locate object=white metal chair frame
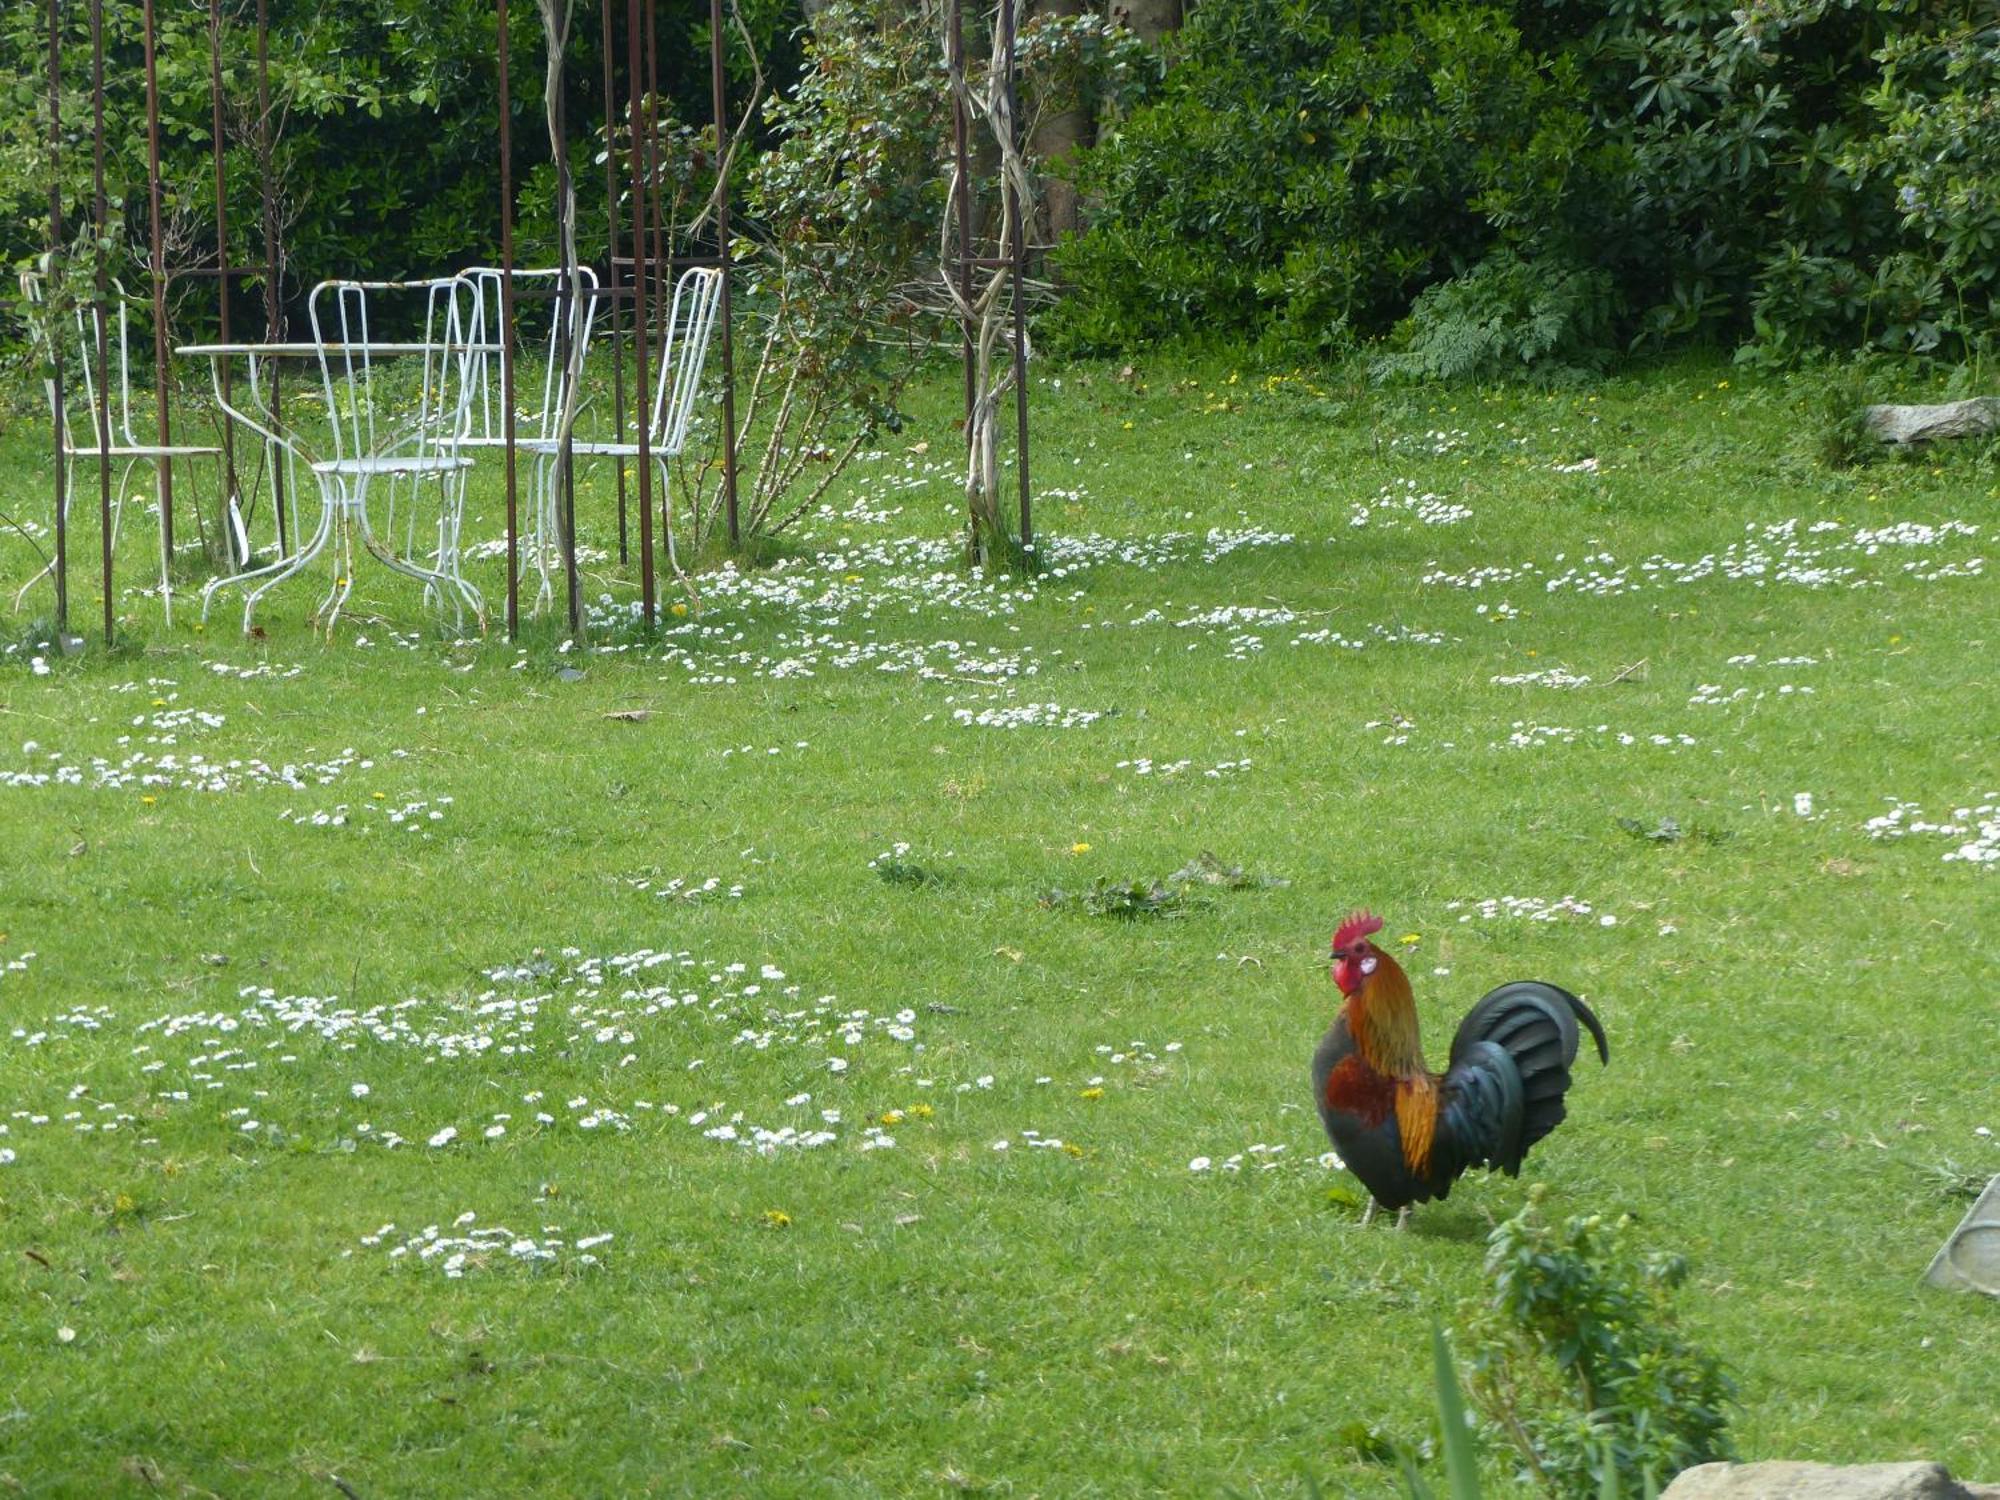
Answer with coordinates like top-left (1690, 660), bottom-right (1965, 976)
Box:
top-left (459, 265), bottom-right (602, 611)
top-left (522, 265), bottom-right (723, 591)
top-left (14, 266), bottom-right (222, 622)
top-left (200, 276), bottom-right (483, 636)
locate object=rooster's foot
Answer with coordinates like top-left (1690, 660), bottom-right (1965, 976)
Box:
top-left (1360, 1199), bottom-right (1378, 1227)
top-left (1395, 1206), bottom-right (1411, 1231)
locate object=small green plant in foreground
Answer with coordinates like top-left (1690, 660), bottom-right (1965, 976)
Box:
top-left (1405, 1326), bottom-right (1661, 1500)
top-left (1460, 1191), bottom-right (1736, 1497)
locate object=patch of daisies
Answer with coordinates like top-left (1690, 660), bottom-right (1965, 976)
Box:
top-left (1423, 517), bottom-right (1982, 599)
top-left (1864, 795), bottom-right (2000, 868)
top-left (349, 1211), bottom-right (613, 1278)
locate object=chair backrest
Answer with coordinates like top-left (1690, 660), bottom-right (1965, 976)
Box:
top-left (18, 263), bottom-right (147, 451)
top-left (646, 266), bottom-right (724, 457)
top-left (459, 265), bottom-right (601, 445)
top-left (307, 276), bottom-right (474, 469)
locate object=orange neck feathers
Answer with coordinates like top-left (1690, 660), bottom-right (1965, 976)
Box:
top-left (1347, 947), bottom-right (1427, 1079)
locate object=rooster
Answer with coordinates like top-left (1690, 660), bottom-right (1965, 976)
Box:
top-left (1312, 911), bottom-right (1609, 1227)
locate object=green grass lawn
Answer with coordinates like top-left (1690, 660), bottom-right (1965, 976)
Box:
top-left (0, 354), bottom-right (1996, 1496)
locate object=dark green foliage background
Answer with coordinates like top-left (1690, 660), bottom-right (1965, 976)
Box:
top-left (1048, 0), bottom-right (1999, 371)
top-left (0, 0), bottom-right (801, 334)
top-left (0, 1), bottom-right (1993, 371)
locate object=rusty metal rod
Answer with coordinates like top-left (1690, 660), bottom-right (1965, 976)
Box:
top-left (257, 0), bottom-right (286, 553)
top-left (600, 0), bottom-right (628, 564)
top-left (709, 0), bottom-right (738, 549)
top-left (552, 14), bottom-right (581, 636)
top-left (91, 0), bottom-right (113, 644)
top-left (643, 0), bottom-right (672, 565)
top-left (46, 0), bottom-right (67, 633)
top-left (627, 0), bottom-right (655, 623)
top-left (1001, 0), bottom-right (1031, 551)
top-left (949, 0), bottom-right (974, 435)
top-left (208, 0), bottom-right (241, 533)
top-left (141, 0), bottom-right (176, 567)
top-left (644, 0), bottom-right (664, 381)
top-left (499, 0), bottom-right (520, 639)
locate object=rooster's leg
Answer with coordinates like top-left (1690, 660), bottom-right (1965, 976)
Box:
top-left (1360, 1198), bottom-right (1378, 1227)
top-left (1395, 1206), bottom-right (1411, 1231)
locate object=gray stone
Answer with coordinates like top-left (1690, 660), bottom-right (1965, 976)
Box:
top-left (1863, 397), bottom-right (2000, 444)
top-left (1923, 1174), bottom-right (2000, 1296)
top-left (1663, 1462), bottom-right (2000, 1500)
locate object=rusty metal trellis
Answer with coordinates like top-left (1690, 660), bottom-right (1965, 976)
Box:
top-left (39, 0), bottom-right (281, 645)
top-left (495, 0), bottom-right (741, 639)
top-left (34, 1), bottom-right (736, 647)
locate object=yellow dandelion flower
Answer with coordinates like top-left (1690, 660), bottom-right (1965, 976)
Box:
top-left (879, 1109), bottom-right (905, 1126)
top-left (141, 795), bottom-right (157, 806)
top-left (1079, 1087), bottom-right (1105, 1101)
top-left (1062, 1143), bottom-right (1084, 1158)
top-left (909, 1102), bottom-right (934, 1119)
top-left (1071, 841), bottom-right (1091, 855)
top-left (762, 1209), bottom-right (792, 1229)
top-left (1399, 933), bottom-right (1421, 946)
top-left (670, 601), bottom-right (688, 617)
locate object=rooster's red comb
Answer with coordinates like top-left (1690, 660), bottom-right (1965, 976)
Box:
top-left (1332, 910), bottom-right (1384, 951)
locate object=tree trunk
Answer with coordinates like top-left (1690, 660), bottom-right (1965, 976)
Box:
top-left (1029, 0), bottom-right (1091, 245)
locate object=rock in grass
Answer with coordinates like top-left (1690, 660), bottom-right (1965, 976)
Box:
top-left (1662, 1462), bottom-right (2000, 1500)
top-left (1863, 398), bottom-right (2000, 444)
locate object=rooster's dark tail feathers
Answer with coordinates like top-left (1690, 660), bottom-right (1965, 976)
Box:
top-left (1448, 981), bottom-right (1608, 1163)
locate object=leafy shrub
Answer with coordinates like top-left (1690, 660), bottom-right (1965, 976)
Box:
top-left (1459, 1192), bottom-right (1736, 1498)
top-left (1589, 1), bottom-right (1998, 362)
top-left (1048, 0), bottom-right (1614, 357)
top-left (1371, 251), bottom-right (1615, 384)
top-left (1054, 0), bottom-right (1998, 367)
top-left (674, 2), bottom-right (947, 549)
top-left (1843, 20), bottom-right (2000, 362)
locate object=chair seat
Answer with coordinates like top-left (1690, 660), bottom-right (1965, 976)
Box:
top-left (522, 439), bottom-right (674, 459)
top-left (312, 455), bottom-right (472, 476)
top-left (66, 443), bottom-right (222, 460)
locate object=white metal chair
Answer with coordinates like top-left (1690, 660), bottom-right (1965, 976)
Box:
top-left (202, 276), bottom-right (482, 636)
top-left (523, 265), bottom-right (722, 587)
top-left (14, 265), bottom-right (222, 622)
top-left (459, 265), bottom-right (600, 610)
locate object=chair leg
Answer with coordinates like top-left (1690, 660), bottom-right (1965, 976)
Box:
top-left (437, 473), bottom-right (485, 635)
top-left (314, 500), bottom-right (358, 638)
top-left (155, 457), bottom-right (174, 629)
top-left (228, 479), bottom-right (335, 630)
top-left (15, 456), bottom-right (78, 612)
top-left (352, 479), bottom-right (481, 638)
top-left (657, 456), bottom-right (688, 583)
